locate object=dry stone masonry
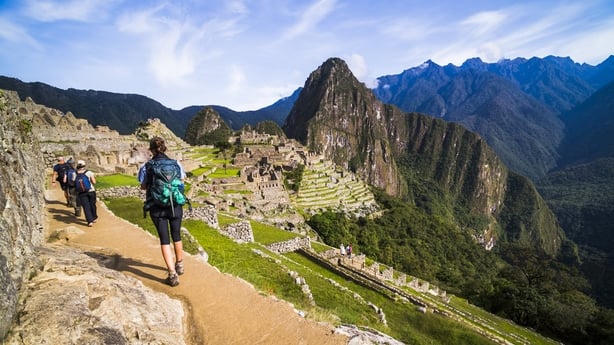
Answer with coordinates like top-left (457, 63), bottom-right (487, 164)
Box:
top-left (0, 90), bottom-right (46, 339)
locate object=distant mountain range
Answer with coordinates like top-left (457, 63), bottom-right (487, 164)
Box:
top-left (371, 55), bottom-right (614, 179)
top-left (0, 76), bottom-right (301, 137)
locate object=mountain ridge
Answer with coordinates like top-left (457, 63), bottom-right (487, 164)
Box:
top-left (284, 57), bottom-right (565, 256)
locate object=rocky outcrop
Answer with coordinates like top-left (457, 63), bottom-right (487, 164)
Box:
top-left (0, 90), bottom-right (188, 343)
top-left (0, 90), bottom-right (46, 339)
top-left (184, 106), bottom-right (233, 145)
top-left (283, 58), bottom-right (402, 197)
top-left (3, 245), bottom-right (185, 345)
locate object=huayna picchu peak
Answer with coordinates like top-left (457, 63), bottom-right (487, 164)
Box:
top-left (284, 57), bottom-right (565, 257)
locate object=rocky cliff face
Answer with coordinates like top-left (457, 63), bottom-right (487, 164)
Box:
top-left (0, 90), bottom-right (46, 338)
top-left (283, 58), bottom-right (402, 196)
top-left (284, 58), bottom-right (565, 255)
top-left (3, 244), bottom-right (185, 345)
top-left (0, 90), bottom-right (187, 343)
top-left (184, 106), bottom-right (233, 145)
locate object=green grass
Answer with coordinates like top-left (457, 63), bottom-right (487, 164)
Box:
top-left (208, 168), bottom-right (240, 178)
top-left (184, 219), bottom-right (311, 309)
top-left (283, 251), bottom-right (495, 344)
top-left (218, 213), bottom-right (239, 227)
top-left (250, 220), bottom-right (301, 245)
top-left (105, 198), bottom-right (557, 345)
top-left (95, 174), bottom-right (140, 189)
top-left (223, 189), bottom-right (252, 195)
top-left (310, 241), bottom-right (333, 253)
top-left (190, 167), bottom-right (209, 177)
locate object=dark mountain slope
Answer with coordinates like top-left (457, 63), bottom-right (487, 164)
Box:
top-left (558, 81), bottom-right (614, 168)
top-left (284, 58), bottom-right (402, 197)
top-left (0, 76), bottom-right (188, 135)
top-left (537, 158), bottom-right (614, 308)
top-left (373, 56), bottom-right (614, 180)
top-left (0, 76), bottom-right (299, 137)
top-left (375, 64), bottom-right (563, 180)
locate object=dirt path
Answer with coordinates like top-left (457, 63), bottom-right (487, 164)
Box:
top-left (44, 186), bottom-right (348, 345)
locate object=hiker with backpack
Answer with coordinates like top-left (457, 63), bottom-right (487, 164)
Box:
top-left (73, 159), bottom-right (98, 227)
top-left (51, 156), bottom-right (71, 206)
top-left (139, 136), bottom-right (188, 287)
top-left (64, 157), bottom-right (81, 217)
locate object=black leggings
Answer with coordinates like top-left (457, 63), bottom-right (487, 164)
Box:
top-left (149, 205), bottom-right (183, 245)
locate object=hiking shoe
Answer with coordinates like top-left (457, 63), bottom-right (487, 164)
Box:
top-left (175, 261), bottom-right (184, 275)
top-left (166, 272), bottom-right (179, 287)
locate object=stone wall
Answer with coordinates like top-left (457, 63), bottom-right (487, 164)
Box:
top-left (0, 90), bottom-right (46, 339)
top-left (265, 237), bottom-right (311, 254)
top-left (221, 221), bottom-right (254, 243)
top-left (183, 205), bottom-right (219, 229)
top-left (320, 243), bottom-right (450, 302)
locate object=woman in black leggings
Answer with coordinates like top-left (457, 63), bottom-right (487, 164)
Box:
top-left (138, 137), bottom-right (186, 287)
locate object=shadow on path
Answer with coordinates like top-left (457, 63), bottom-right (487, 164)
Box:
top-left (85, 251), bottom-right (168, 285)
top-left (45, 197), bottom-right (89, 226)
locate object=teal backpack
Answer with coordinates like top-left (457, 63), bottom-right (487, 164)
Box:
top-left (144, 159), bottom-right (190, 216)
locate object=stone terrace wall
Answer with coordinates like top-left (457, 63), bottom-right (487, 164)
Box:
top-left (221, 221), bottom-right (254, 243)
top-left (0, 90), bottom-right (46, 339)
top-left (265, 237), bottom-right (311, 254)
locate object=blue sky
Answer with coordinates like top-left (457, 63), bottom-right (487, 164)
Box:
top-left (1, 0), bottom-right (613, 111)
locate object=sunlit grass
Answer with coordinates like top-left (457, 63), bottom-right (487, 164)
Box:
top-left (95, 174), bottom-right (140, 189)
top-left (250, 220), bottom-right (301, 244)
top-left (208, 168), bottom-right (240, 178)
top-left (104, 198), bottom-right (557, 345)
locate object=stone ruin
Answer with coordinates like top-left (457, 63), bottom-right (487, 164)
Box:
top-left (265, 237), bottom-right (311, 254)
top-left (13, 93), bottom-right (195, 176)
top-left (319, 247), bottom-right (450, 303)
top-left (220, 221), bottom-right (254, 243)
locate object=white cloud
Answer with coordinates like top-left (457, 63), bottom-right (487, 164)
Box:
top-left (227, 64), bottom-right (246, 93)
top-left (226, 0), bottom-right (248, 15)
top-left (281, 0), bottom-right (337, 40)
top-left (345, 53), bottom-right (377, 87)
top-left (22, 0), bottom-right (115, 22)
top-left (116, 4), bottom-right (246, 86)
top-left (0, 17), bottom-right (41, 48)
top-left (460, 10), bottom-right (507, 36)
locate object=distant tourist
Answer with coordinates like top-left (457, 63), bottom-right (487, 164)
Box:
top-left (139, 136), bottom-right (188, 287)
top-left (51, 156), bottom-right (70, 206)
top-left (340, 243), bottom-right (346, 256)
top-left (73, 160), bottom-right (97, 226)
top-left (64, 157), bottom-right (80, 217)
top-left (347, 244), bottom-right (352, 258)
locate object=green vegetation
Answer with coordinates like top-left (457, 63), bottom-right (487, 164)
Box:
top-left (250, 220), bottom-right (301, 244)
top-left (95, 174), bottom-right (140, 189)
top-left (253, 120), bottom-right (285, 137)
top-left (305, 186), bottom-right (614, 344)
top-left (537, 158), bottom-right (614, 311)
top-left (207, 168), bottom-right (240, 178)
top-left (106, 200), bottom-right (525, 344)
top-left (283, 164), bottom-right (304, 191)
top-left (184, 106), bottom-right (233, 145)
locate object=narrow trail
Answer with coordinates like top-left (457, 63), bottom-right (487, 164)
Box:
top-left (43, 186), bottom-right (348, 345)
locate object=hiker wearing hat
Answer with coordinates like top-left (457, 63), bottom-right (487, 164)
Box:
top-left (73, 159), bottom-right (98, 226)
top-left (51, 156), bottom-right (71, 206)
top-left (64, 158), bottom-right (81, 217)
